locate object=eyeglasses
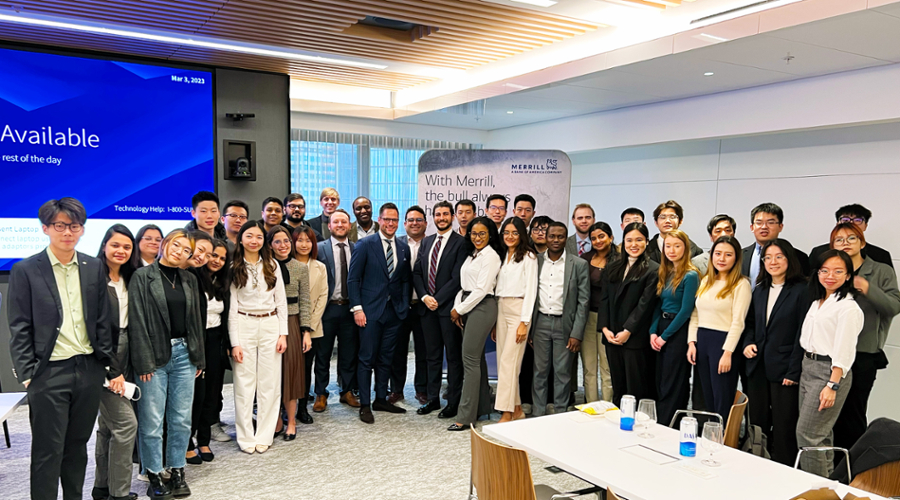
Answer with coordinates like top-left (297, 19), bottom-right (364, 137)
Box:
top-left (502, 231), bottom-right (519, 237)
top-left (754, 219), bottom-right (780, 228)
top-left (224, 214), bottom-right (248, 221)
top-left (657, 215), bottom-right (679, 222)
top-left (470, 231), bottom-right (488, 238)
top-left (531, 227), bottom-right (548, 235)
top-left (762, 254), bottom-right (786, 262)
top-left (49, 222), bottom-right (83, 232)
top-left (287, 204), bottom-right (305, 211)
top-left (381, 217), bottom-right (399, 224)
top-left (818, 269), bottom-right (847, 277)
top-left (839, 217), bottom-right (865, 225)
top-left (833, 236), bottom-right (859, 246)
top-left (406, 218), bottom-right (425, 224)
top-left (488, 205), bottom-right (506, 212)
top-left (170, 241), bottom-right (192, 257)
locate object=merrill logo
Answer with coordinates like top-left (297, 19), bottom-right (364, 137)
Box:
top-left (510, 158), bottom-right (561, 174)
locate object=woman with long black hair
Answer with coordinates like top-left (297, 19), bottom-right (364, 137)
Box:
top-left (598, 222), bottom-right (659, 406)
top-left (135, 224), bottom-right (163, 267)
top-left (92, 224), bottom-right (139, 500)
top-left (581, 221), bottom-right (619, 403)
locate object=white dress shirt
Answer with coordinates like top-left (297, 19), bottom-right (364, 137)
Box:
top-left (330, 237), bottom-right (351, 302)
top-left (380, 233), bottom-right (399, 273)
top-left (357, 223), bottom-right (378, 240)
top-left (110, 278), bottom-right (128, 329)
top-left (495, 251), bottom-right (539, 324)
top-left (453, 246), bottom-right (501, 316)
top-left (538, 251), bottom-right (566, 316)
top-left (207, 297), bottom-right (224, 329)
top-left (765, 282), bottom-right (784, 325)
top-left (228, 258), bottom-right (289, 346)
top-left (799, 293), bottom-right (864, 376)
top-left (408, 236), bottom-right (423, 299)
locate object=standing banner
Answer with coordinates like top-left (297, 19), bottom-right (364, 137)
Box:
top-left (417, 150), bottom-right (572, 232)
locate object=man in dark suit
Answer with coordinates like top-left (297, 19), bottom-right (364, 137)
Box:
top-left (314, 208), bottom-right (360, 411)
top-left (307, 187), bottom-right (341, 241)
top-left (8, 197), bottom-right (113, 500)
top-left (348, 203), bottom-right (412, 423)
top-left (808, 204), bottom-right (893, 269)
top-left (645, 200), bottom-right (703, 263)
top-left (413, 201), bottom-right (467, 417)
top-left (741, 202), bottom-right (811, 286)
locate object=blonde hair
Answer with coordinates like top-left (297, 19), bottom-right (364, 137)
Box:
top-left (158, 229), bottom-right (195, 260)
top-left (657, 229), bottom-right (697, 295)
top-left (319, 187), bottom-right (339, 201)
top-left (697, 236), bottom-right (746, 300)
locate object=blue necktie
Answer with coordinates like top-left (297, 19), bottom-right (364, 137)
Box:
top-left (749, 244), bottom-right (761, 290)
top-left (385, 239), bottom-right (394, 276)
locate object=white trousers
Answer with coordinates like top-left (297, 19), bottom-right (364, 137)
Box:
top-left (495, 297), bottom-right (528, 412)
top-left (233, 314), bottom-right (282, 450)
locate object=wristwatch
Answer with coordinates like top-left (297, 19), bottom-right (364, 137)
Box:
top-left (826, 381), bottom-right (840, 391)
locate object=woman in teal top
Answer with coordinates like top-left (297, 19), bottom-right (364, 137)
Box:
top-left (650, 229), bottom-right (700, 425)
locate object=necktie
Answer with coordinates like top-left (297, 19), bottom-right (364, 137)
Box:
top-left (337, 242), bottom-right (348, 300)
top-left (428, 235), bottom-right (442, 295)
top-left (749, 244), bottom-right (761, 290)
top-left (385, 239), bottom-right (395, 276)
top-left (579, 240), bottom-right (589, 256)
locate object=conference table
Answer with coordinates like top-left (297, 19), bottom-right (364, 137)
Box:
top-left (484, 412), bottom-right (886, 500)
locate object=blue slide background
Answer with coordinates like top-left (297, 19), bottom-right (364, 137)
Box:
top-left (0, 47), bottom-right (214, 270)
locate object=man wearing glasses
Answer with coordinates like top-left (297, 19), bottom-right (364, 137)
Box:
top-left (221, 200), bottom-right (249, 250)
top-left (282, 192), bottom-right (322, 241)
top-left (485, 194), bottom-right (508, 231)
top-left (186, 190), bottom-right (226, 240)
top-left (645, 200), bottom-right (703, 263)
top-left (742, 202), bottom-right (811, 288)
top-left (8, 197), bottom-right (114, 500)
top-left (808, 204), bottom-right (893, 269)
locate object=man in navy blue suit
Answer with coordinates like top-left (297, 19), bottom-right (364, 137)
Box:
top-left (348, 203), bottom-right (412, 423)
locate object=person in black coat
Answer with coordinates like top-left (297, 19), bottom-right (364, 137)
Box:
top-left (809, 204), bottom-right (893, 270)
top-left (742, 238), bottom-right (809, 466)
top-left (7, 198), bottom-right (113, 500)
top-left (645, 200), bottom-right (704, 264)
top-left (597, 222), bottom-right (660, 406)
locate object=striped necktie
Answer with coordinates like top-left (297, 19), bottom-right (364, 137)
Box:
top-left (385, 239), bottom-right (394, 276)
top-left (428, 235), bottom-right (442, 295)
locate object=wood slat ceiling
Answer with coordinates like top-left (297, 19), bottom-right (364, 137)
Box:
top-left (0, 0), bottom-right (602, 91)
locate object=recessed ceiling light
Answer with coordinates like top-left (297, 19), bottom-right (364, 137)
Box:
top-left (510, 0), bottom-right (558, 7)
top-left (704, 72), bottom-right (714, 76)
top-left (507, 111), bottom-right (514, 114)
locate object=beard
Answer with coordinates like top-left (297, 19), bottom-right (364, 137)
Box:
top-left (287, 213), bottom-right (304, 223)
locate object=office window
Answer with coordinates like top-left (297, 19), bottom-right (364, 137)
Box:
top-left (290, 129), bottom-right (480, 232)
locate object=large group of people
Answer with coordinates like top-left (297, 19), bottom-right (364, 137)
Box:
top-left (7, 188), bottom-right (899, 499)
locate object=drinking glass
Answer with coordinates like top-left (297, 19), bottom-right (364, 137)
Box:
top-left (636, 399), bottom-right (657, 439)
top-left (701, 421), bottom-right (724, 467)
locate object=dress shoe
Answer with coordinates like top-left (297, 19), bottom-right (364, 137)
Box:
top-left (372, 398), bottom-right (407, 413)
top-left (198, 447), bottom-right (214, 462)
top-left (185, 450), bottom-right (202, 465)
top-left (415, 392), bottom-right (429, 405)
top-left (274, 428), bottom-right (283, 439)
top-left (91, 486), bottom-right (109, 500)
top-left (146, 472), bottom-right (173, 500)
top-left (255, 445), bottom-right (269, 454)
top-left (416, 400), bottom-right (441, 415)
top-left (109, 493), bottom-right (139, 500)
top-left (168, 468), bottom-right (190, 498)
top-left (359, 406), bottom-right (375, 424)
top-left (438, 405), bottom-right (458, 419)
top-left (241, 447), bottom-right (255, 455)
top-left (340, 391), bottom-right (361, 408)
top-left (312, 395), bottom-right (327, 412)
top-left (297, 406), bottom-right (314, 425)
top-left (447, 423), bottom-right (471, 431)
top-left (521, 403), bottom-right (533, 415)
top-left (284, 432), bottom-right (296, 441)
top-left (387, 392), bottom-right (404, 404)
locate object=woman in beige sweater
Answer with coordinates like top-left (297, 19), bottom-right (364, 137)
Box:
top-left (687, 235), bottom-right (752, 421)
top-left (293, 225), bottom-right (329, 427)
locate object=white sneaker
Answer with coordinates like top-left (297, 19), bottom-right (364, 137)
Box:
top-left (210, 425), bottom-right (232, 442)
top-left (137, 474), bottom-right (148, 483)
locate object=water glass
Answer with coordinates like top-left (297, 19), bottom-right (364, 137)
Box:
top-left (636, 399), bottom-right (657, 439)
top-left (701, 421), bottom-right (724, 467)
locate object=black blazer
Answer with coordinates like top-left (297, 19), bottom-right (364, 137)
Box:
top-left (597, 259), bottom-right (660, 350)
top-left (128, 261), bottom-right (205, 376)
top-left (7, 250), bottom-right (113, 383)
top-left (412, 231), bottom-right (467, 317)
top-left (742, 280), bottom-right (809, 383)
top-left (105, 276), bottom-right (132, 381)
top-left (809, 241), bottom-right (893, 269)
top-left (307, 214), bottom-right (329, 241)
top-left (742, 241), bottom-right (811, 279)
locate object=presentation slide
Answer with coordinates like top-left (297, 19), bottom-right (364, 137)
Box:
top-left (0, 47), bottom-right (214, 271)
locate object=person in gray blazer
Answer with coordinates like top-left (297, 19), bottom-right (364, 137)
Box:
top-left (531, 222), bottom-right (590, 417)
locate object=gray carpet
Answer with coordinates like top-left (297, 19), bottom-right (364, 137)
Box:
top-left (0, 354), bottom-right (594, 500)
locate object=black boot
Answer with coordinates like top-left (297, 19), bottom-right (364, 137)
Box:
top-left (109, 494), bottom-right (139, 500)
top-left (146, 472), bottom-right (173, 500)
top-left (298, 400), bottom-right (314, 425)
top-left (90, 486), bottom-right (109, 500)
top-left (169, 468), bottom-right (191, 498)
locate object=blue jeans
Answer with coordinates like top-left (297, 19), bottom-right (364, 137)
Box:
top-left (136, 340), bottom-right (196, 473)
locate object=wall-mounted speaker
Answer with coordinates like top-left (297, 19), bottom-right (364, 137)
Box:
top-left (224, 140), bottom-right (256, 181)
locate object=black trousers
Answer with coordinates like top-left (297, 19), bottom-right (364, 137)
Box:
top-left (389, 305), bottom-right (427, 395)
top-left (303, 337), bottom-right (318, 399)
top-left (190, 325), bottom-right (224, 448)
top-left (655, 318), bottom-right (691, 426)
top-left (606, 343), bottom-right (656, 407)
top-left (696, 328), bottom-right (739, 421)
top-left (421, 311), bottom-right (463, 406)
top-left (691, 363), bottom-right (707, 411)
top-left (316, 303), bottom-right (359, 396)
top-left (833, 351), bottom-right (884, 452)
top-left (28, 355), bottom-right (106, 500)
top-left (357, 306), bottom-right (402, 406)
top-left (746, 360), bottom-right (800, 466)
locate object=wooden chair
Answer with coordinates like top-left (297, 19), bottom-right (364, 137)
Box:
top-left (470, 428), bottom-right (602, 500)
top-left (724, 391), bottom-right (748, 449)
top-left (607, 489), bottom-right (622, 499)
top-left (849, 460), bottom-right (900, 498)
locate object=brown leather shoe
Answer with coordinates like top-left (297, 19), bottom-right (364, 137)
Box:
top-left (312, 395), bottom-right (327, 413)
top-left (340, 391), bottom-right (361, 408)
top-left (415, 392), bottom-right (429, 405)
top-left (387, 392), bottom-right (403, 405)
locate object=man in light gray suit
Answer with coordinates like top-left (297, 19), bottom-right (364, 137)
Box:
top-left (531, 221), bottom-right (590, 417)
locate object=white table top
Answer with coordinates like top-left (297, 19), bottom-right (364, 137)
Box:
top-left (484, 412), bottom-right (885, 500)
top-left (0, 392), bottom-right (27, 422)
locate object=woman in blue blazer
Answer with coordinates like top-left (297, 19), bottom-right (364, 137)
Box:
top-left (742, 238), bottom-right (808, 466)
